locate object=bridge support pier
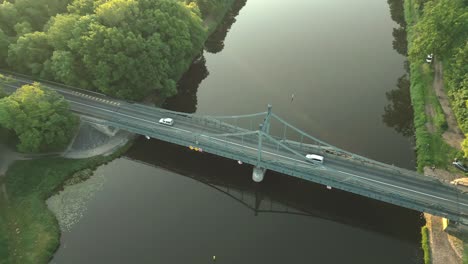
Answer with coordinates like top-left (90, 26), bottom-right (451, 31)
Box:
top-left (252, 167), bottom-right (266, 182)
top-left (444, 218), bottom-right (468, 239)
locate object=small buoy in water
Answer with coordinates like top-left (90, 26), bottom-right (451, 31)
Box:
top-left (238, 160), bottom-right (243, 165)
top-left (213, 255), bottom-right (216, 261)
top-left (326, 185), bottom-right (332, 190)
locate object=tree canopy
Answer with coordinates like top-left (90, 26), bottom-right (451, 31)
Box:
top-left (407, 0), bottom-right (468, 154)
top-left (0, 83), bottom-right (77, 153)
top-left (409, 0), bottom-right (467, 61)
top-left (0, 0), bottom-right (221, 100)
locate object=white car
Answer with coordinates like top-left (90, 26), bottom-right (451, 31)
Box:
top-left (305, 154), bottom-right (324, 164)
top-left (158, 118), bottom-right (174, 126)
top-left (426, 54), bottom-right (433, 63)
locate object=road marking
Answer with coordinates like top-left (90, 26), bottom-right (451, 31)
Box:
top-left (69, 100), bottom-right (465, 208)
top-left (336, 170), bottom-right (468, 207)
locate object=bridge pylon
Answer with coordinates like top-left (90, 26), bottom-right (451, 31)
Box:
top-left (252, 104), bottom-right (272, 182)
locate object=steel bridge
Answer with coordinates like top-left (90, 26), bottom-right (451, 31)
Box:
top-left (1, 70), bottom-right (467, 226)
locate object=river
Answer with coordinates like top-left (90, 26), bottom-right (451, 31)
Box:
top-left (51, 0), bottom-right (423, 263)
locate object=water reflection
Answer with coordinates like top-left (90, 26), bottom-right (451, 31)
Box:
top-left (392, 27), bottom-right (408, 56)
top-left (388, 0), bottom-right (407, 56)
top-left (204, 0), bottom-right (248, 54)
top-left (382, 74), bottom-right (414, 137)
top-left (384, 0), bottom-right (413, 136)
top-left (126, 138), bottom-right (423, 243)
top-left (162, 55), bottom-right (209, 113)
top-left (387, 0), bottom-right (406, 27)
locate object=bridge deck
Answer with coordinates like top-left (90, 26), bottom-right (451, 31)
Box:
top-left (1, 71), bottom-right (467, 224)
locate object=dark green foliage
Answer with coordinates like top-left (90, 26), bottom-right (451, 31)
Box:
top-left (446, 42), bottom-right (468, 133)
top-left (388, 0), bottom-right (406, 26)
top-left (0, 2), bottom-right (19, 36)
top-left (405, 0), bottom-right (468, 164)
top-left (0, 29), bottom-right (8, 67)
top-left (0, 83), bottom-right (77, 153)
top-left (0, 0), bottom-right (236, 101)
top-left (409, 0), bottom-right (468, 61)
top-left (0, 0), bottom-right (216, 101)
top-left (7, 32), bottom-right (53, 75)
top-left (186, 0), bottom-right (231, 18)
top-left (392, 27), bottom-right (408, 55)
top-left (382, 74), bottom-right (414, 137)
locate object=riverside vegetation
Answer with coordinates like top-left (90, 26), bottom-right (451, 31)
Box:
top-left (0, 0), bottom-right (237, 263)
top-left (405, 0), bottom-right (468, 168)
top-left (403, 0), bottom-right (467, 263)
top-left (0, 0), bottom-right (233, 100)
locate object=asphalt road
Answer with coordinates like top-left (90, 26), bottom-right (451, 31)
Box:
top-left (2, 74), bottom-right (467, 223)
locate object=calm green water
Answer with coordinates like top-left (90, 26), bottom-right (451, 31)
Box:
top-left (52, 0), bottom-right (422, 263)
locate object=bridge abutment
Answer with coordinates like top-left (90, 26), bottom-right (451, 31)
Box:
top-left (252, 167), bottom-right (266, 182)
top-left (444, 218), bottom-right (468, 239)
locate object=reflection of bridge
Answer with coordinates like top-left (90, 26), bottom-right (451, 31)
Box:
top-left (2, 71), bottom-right (467, 227)
top-left (124, 148), bottom-right (423, 242)
top-left (128, 157), bottom-right (311, 217)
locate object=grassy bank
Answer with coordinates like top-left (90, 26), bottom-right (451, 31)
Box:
top-left (0, 2), bottom-right (239, 262)
top-left (408, 61), bottom-right (457, 172)
top-left (0, 143), bottom-right (131, 264)
top-left (421, 226), bottom-right (431, 264)
top-left (404, 0), bottom-right (459, 172)
top-left (404, 0), bottom-right (466, 261)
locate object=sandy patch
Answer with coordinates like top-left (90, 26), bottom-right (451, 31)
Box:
top-left (425, 213), bottom-right (462, 264)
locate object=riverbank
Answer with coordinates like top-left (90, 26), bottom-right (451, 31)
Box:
top-left (0, 2), bottom-right (239, 262)
top-left (404, 0), bottom-right (466, 263)
top-left (0, 143), bottom-right (132, 264)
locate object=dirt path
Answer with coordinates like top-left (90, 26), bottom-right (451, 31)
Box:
top-left (433, 60), bottom-right (465, 149)
top-left (422, 60), bottom-right (466, 264)
top-left (425, 214), bottom-right (462, 264)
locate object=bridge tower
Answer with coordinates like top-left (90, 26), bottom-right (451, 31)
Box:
top-left (252, 104), bottom-right (272, 182)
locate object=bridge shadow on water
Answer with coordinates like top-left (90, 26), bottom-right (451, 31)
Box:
top-left (126, 137), bottom-right (424, 243)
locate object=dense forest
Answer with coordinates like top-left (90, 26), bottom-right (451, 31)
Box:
top-left (0, 0), bottom-right (232, 100)
top-left (407, 0), bottom-right (467, 155)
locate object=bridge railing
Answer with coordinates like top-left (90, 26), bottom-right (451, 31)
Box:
top-left (256, 154), bottom-right (465, 223)
top-left (85, 116), bottom-right (466, 223)
top-left (0, 68), bottom-right (114, 99)
top-left (270, 113), bottom-right (450, 182)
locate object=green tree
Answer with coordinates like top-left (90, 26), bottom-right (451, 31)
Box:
top-left (67, 0), bottom-right (106, 15)
top-left (0, 1), bottom-right (18, 36)
top-left (44, 0), bottom-right (206, 100)
top-left (0, 29), bottom-right (9, 66)
top-left (13, 0), bottom-right (71, 31)
top-left (7, 31), bottom-right (53, 75)
top-left (0, 83), bottom-right (77, 153)
top-left (409, 0), bottom-right (468, 61)
top-left (13, 21), bottom-right (33, 36)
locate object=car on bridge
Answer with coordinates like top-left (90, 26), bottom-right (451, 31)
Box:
top-left (159, 118), bottom-right (174, 126)
top-left (305, 154), bottom-right (324, 164)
